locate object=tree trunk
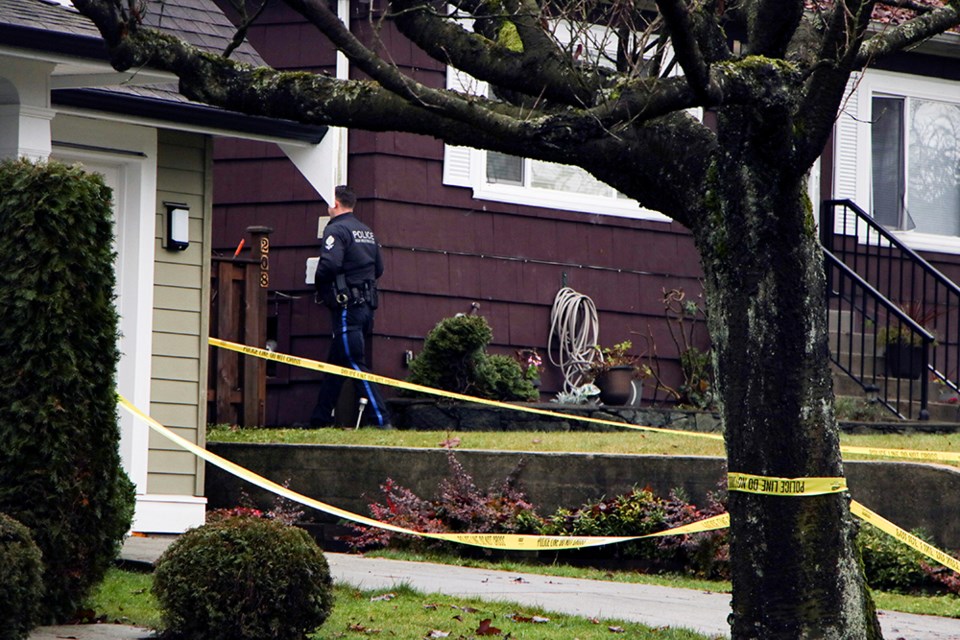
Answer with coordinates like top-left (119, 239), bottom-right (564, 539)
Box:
top-left (693, 129), bottom-right (883, 638)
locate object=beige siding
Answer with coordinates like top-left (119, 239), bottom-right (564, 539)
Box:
top-left (148, 130), bottom-right (213, 497)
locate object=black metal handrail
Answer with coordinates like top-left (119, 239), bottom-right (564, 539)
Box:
top-left (822, 199), bottom-right (960, 420)
top-left (824, 250), bottom-right (934, 419)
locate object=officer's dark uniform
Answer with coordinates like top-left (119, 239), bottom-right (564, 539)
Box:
top-left (309, 212), bottom-right (392, 428)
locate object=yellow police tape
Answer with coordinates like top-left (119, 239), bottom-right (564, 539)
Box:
top-left (727, 472), bottom-right (847, 496)
top-left (840, 445), bottom-right (960, 464)
top-left (851, 500), bottom-right (960, 574)
top-left (209, 337), bottom-right (724, 442)
top-left (118, 394), bottom-right (728, 551)
top-left (209, 338), bottom-right (960, 466)
top-left (116, 395), bottom-right (960, 572)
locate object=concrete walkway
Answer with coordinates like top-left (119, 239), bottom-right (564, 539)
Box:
top-left (29, 535), bottom-right (960, 639)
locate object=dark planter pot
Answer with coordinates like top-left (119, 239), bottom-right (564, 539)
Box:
top-left (595, 366), bottom-right (640, 405)
top-left (884, 343), bottom-right (924, 380)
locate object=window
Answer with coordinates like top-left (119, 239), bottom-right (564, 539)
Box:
top-left (835, 70), bottom-right (960, 253)
top-left (871, 94), bottom-right (960, 236)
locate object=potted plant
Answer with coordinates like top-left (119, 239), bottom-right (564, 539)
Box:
top-left (586, 340), bottom-right (648, 405)
top-left (878, 302), bottom-right (940, 380)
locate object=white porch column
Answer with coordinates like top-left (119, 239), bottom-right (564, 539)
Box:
top-left (0, 59), bottom-right (56, 161)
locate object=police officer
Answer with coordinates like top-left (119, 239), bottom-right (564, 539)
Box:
top-left (309, 185), bottom-right (392, 428)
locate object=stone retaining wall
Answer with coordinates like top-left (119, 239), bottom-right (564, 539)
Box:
top-left (387, 399), bottom-right (960, 434)
top-left (206, 443), bottom-right (960, 549)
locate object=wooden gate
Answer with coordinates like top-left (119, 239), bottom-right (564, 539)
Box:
top-left (208, 226), bottom-right (272, 426)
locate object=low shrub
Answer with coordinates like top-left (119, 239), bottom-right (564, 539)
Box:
top-left (206, 482), bottom-right (305, 526)
top-left (0, 513), bottom-right (44, 640)
top-left (537, 487), bottom-right (729, 578)
top-left (857, 524), bottom-right (940, 593)
top-left (344, 454), bottom-right (730, 578)
top-left (153, 516), bottom-right (333, 640)
top-left (406, 315), bottom-right (538, 401)
top-left (343, 451), bottom-right (539, 552)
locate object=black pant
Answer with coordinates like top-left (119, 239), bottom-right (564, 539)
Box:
top-left (309, 304), bottom-right (391, 427)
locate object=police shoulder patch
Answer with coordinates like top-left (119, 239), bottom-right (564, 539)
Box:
top-left (324, 235), bottom-right (336, 250)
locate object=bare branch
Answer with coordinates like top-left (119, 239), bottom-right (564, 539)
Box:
top-left (390, 0), bottom-right (602, 106)
top-left (589, 55), bottom-right (803, 127)
top-left (281, 0), bottom-right (545, 135)
top-left (790, 1), bottom-right (877, 167)
top-left (857, 3), bottom-right (960, 64)
top-left (816, 0), bottom-right (877, 66)
top-left (743, 0), bottom-right (805, 57)
top-left (655, 0), bottom-right (720, 103)
top-left (223, 0), bottom-right (268, 59)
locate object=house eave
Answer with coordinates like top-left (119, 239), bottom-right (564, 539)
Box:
top-left (0, 22), bottom-right (109, 63)
top-left (53, 87), bottom-right (328, 144)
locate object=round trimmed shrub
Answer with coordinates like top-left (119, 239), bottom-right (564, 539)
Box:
top-left (0, 513), bottom-right (44, 640)
top-left (153, 516), bottom-right (333, 640)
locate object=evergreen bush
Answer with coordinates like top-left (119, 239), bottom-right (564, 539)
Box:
top-left (0, 513), bottom-right (44, 640)
top-left (407, 315), bottom-right (537, 401)
top-left (0, 159), bottom-right (136, 621)
top-left (857, 524), bottom-right (939, 593)
top-left (153, 516), bottom-right (334, 640)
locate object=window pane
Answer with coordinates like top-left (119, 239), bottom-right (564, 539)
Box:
top-left (530, 159), bottom-right (613, 196)
top-left (871, 97), bottom-right (905, 228)
top-left (908, 98), bottom-right (960, 236)
top-left (486, 152), bottom-right (523, 185)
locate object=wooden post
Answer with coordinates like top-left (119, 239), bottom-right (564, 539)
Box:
top-left (243, 226), bottom-right (272, 427)
top-left (215, 261), bottom-right (240, 425)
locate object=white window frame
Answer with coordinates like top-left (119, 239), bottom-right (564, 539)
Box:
top-left (845, 69), bottom-right (960, 254)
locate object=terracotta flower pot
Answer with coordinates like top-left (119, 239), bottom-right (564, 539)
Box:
top-left (595, 366), bottom-right (638, 405)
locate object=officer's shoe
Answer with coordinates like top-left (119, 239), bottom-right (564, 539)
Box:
top-left (377, 422), bottom-right (395, 430)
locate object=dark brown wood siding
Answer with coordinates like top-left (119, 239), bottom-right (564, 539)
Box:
top-left (212, 3), bottom-right (707, 425)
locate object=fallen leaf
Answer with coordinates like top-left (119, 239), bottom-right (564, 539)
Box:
top-left (439, 437), bottom-right (461, 448)
top-left (425, 631), bottom-right (450, 638)
top-left (588, 617), bottom-right (600, 624)
top-left (608, 626), bottom-right (626, 633)
top-left (423, 604), bottom-right (439, 610)
top-left (511, 577), bottom-right (528, 583)
top-left (452, 605), bottom-right (479, 613)
top-left (347, 623), bottom-right (383, 634)
top-left (531, 438), bottom-right (542, 444)
top-left (506, 613), bottom-right (548, 623)
top-left (476, 619), bottom-right (502, 636)
top-left (452, 615), bottom-right (463, 622)
top-left (370, 592), bottom-right (396, 602)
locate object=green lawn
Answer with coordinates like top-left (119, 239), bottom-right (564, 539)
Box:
top-left (85, 568), bottom-right (717, 639)
top-left (206, 425), bottom-right (960, 466)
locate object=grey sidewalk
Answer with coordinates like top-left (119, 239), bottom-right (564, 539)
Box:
top-left (29, 535), bottom-right (960, 640)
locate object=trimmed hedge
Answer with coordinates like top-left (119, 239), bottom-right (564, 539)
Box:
top-left (154, 516), bottom-right (334, 640)
top-left (0, 159), bottom-right (135, 621)
top-left (0, 513), bottom-right (44, 640)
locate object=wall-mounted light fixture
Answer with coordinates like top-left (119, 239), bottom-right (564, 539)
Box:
top-left (164, 202), bottom-right (189, 251)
